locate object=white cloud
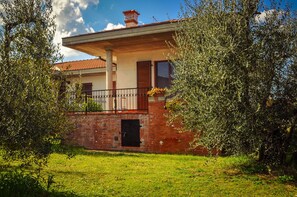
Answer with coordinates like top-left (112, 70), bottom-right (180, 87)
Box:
top-left (76, 17), bottom-right (84, 23)
top-left (104, 23), bottom-right (125, 31)
top-left (86, 27), bottom-right (95, 33)
top-left (255, 10), bottom-right (273, 23)
top-left (52, 0), bottom-right (99, 58)
top-left (72, 0), bottom-right (99, 10)
top-left (255, 9), bottom-right (284, 24)
top-left (0, 0), bottom-right (97, 59)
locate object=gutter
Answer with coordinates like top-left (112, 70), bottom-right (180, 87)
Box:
top-left (62, 21), bottom-right (178, 46)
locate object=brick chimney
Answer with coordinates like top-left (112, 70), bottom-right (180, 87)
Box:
top-left (123, 10), bottom-right (140, 27)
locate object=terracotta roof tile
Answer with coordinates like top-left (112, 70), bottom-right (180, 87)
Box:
top-left (55, 58), bottom-right (115, 71)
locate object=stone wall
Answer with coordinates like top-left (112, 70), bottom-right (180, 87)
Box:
top-left (66, 95), bottom-right (208, 155)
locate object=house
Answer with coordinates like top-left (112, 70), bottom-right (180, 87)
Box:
top-left (55, 58), bottom-right (116, 96)
top-left (61, 10), bottom-right (207, 154)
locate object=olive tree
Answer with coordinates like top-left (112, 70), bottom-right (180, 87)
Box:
top-left (169, 0), bottom-right (297, 167)
top-left (0, 0), bottom-right (69, 165)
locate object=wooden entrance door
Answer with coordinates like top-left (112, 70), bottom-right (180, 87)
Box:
top-left (121, 120), bottom-right (141, 147)
top-left (137, 61), bottom-right (151, 110)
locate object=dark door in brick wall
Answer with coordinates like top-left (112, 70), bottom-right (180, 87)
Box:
top-left (121, 120), bottom-right (140, 147)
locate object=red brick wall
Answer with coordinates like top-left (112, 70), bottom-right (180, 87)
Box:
top-left (66, 95), bottom-right (208, 155)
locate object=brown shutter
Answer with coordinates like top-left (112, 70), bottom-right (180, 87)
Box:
top-left (137, 61), bottom-right (151, 88)
top-left (137, 61), bottom-right (151, 110)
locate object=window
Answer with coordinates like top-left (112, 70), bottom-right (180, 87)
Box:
top-left (155, 61), bottom-right (173, 88)
top-left (58, 80), bottom-right (70, 100)
top-left (82, 83), bottom-right (92, 97)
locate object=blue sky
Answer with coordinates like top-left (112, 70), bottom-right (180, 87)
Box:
top-left (53, 0), bottom-right (297, 62)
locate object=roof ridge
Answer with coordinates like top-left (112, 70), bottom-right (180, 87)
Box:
top-left (54, 57), bottom-right (117, 72)
top-left (55, 58), bottom-right (103, 65)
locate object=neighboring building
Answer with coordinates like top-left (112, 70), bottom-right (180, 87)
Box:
top-left (61, 10), bottom-right (207, 155)
top-left (55, 58), bottom-right (116, 94)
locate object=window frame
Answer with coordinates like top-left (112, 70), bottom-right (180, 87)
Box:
top-left (154, 60), bottom-right (173, 88)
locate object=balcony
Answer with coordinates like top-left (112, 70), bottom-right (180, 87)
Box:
top-left (67, 87), bottom-right (149, 114)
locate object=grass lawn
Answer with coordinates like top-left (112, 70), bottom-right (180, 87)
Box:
top-left (28, 150), bottom-right (297, 196)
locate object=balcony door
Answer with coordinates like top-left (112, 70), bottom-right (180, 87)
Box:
top-left (137, 61), bottom-right (151, 110)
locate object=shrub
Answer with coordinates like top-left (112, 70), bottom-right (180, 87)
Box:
top-left (277, 175), bottom-right (295, 183)
top-left (165, 99), bottom-right (182, 112)
top-left (147, 88), bottom-right (166, 96)
top-left (83, 98), bottom-right (103, 112)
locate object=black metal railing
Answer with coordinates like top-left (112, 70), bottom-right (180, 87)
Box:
top-left (67, 87), bottom-right (149, 113)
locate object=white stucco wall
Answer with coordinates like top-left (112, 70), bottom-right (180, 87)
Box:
top-left (116, 49), bottom-right (170, 89)
top-left (68, 73), bottom-right (106, 90)
top-left (65, 48), bottom-right (170, 90)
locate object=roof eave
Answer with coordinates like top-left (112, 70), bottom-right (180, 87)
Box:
top-left (62, 21), bottom-right (178, 47)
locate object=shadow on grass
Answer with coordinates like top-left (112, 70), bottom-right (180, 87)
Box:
top-left (0, 171), bottom-right (79, 197)
top-left (54, 144), bottom-right (211, 160)
top-left (48, 170), bottom-right (91, 177)
top-left (0, 161), bottom-right (44, 173)
top-left (237, 160), bottom-right (269, 174)
top-left (224, 157), bottom-right (297, 185)
top-left (54, 144), bottom-right (141, 158)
